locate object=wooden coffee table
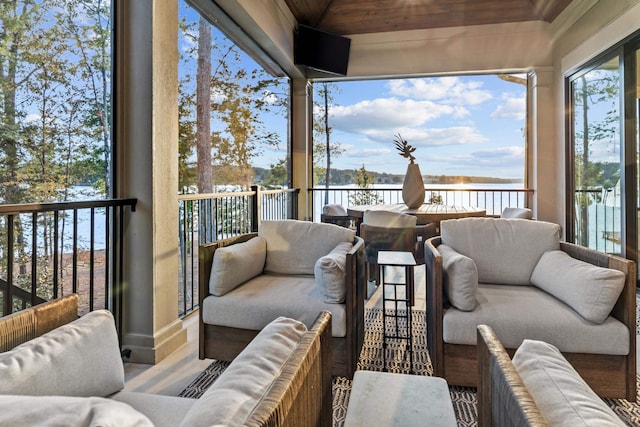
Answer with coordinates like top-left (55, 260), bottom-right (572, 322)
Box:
top-left (344, 371), bottom-right (457, 427)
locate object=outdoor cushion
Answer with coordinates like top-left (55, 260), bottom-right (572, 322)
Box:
top-left (180, 317), bottom-right (307, 427)
top-left (315, 241), bottom-right (353, 304)
top-left (0, 309), bottom-right (124, 397)
top-left (443, 284), bottom-right (629, 354)
top-left (111, 391), bottom-right (196, 427)
top-left (501, 207), bottom-right (533, 219)
top-left (440, 218), bottom-right (561, 285)
top-left (512, 339), bottom-right (625, 426)
top-left (209, 236), bottom-right (267, 296)
top-left (323, 204), bottom-right (348, 216)
top-left (531, 250), bottom-right (625, 324)
top-left (362, 210), bottom-right (417, 227)
top-left (202, 274), bottom-right (347, 337)
top-left (439, 244), bottom-right (478, 311)
top-left (0, 395), bottom-right (154, 427)
top-left (259, 220), bottom-right (355, 275)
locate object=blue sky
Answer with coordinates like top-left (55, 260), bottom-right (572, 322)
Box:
top-left (312, 75), bottom-right (527, 179)
top-left (180, 2), bottom-right (527, 181)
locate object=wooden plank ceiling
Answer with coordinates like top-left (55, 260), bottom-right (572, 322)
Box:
top-left (283, 0), bottom-right (575, 35)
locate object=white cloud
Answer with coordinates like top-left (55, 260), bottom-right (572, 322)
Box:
top-left (491, 94), bottom-right (526, 120)
top-left (448, 146), bottom-right (525, 167)
top-left (388, 77), bottom-right (492, 105)
top-left (363, 126), bottom-right (487, 148)
top-left (329, 98), bottom-right (459, 133)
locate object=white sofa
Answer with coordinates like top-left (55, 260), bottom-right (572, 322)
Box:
top-left (425, 217), bottom-right (636, 400)
top-left (199, 219), bottom-right (366, 377)
top-left (0, 295), bottom-right (333, 427)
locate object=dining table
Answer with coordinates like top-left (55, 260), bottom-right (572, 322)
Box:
top-left (347, 203), bottom-right (487, 232)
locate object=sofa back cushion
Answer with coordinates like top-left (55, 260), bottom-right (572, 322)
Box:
top-left (209, 236), bottom-right (267, 296)
top-left (180, 317), bottom-right (307, 427)
top-left (440, 218), bottom-right (561, 285)
top-left (0, 309), bottom-right (124, 397)
top-left (531, 250), bottom-right (625, 324)
top-left (512, 339), bottom-right (625, 426)
top-left (260, 220), bottom-right (355, 275)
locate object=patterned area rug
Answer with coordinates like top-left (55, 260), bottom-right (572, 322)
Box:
top-left (180, 308), bottom-right (640, 426)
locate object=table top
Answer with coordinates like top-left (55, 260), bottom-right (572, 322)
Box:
top-left (377, 250), bottom-right (416, 266)
top-left (347, 203), bottom-right (486, 224)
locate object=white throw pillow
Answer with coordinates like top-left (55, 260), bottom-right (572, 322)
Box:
top-left (315, 242), bottom-right (353, 303)
top-left (180, 317), bottom-right (307, 427)
top-left (439, 244), bottom-right (478, 311)
top-left (259, 220), bottom-right (355, 275)
top-left (0, 309), bottom-right (124, 397)
top-left (0, 395), bottom-right (154, 427)
top-left (531, 250), bottom-right (625, 324)
top-left (362, 210), bottom-right (417, 228)
top-left (512, 339), bottom-right (625, 426)
top-left (209, 236), bottom-right (267, 296)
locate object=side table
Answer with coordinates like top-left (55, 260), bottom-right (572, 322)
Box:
top-left (377, 250), bottom-right (416, 373)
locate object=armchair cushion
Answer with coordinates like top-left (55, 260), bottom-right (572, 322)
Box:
top-left (260, 220), bottom-right (355, 275)
top-left (315, 242), bottom-right (353, 304)
top-left (180, 317), bottom-right (307, 427)
top-left (209, 236), bottom-right (266, 296)
top-left (0, 395), bottom-right (154, 427)
top-left (440, 218), bottom-right (561, 285)
top-left (323, 204), bottom-right (348, 216)
top-left (512, 339), bottom-right (624, 425)
top-left (531, 250), bottom-right (625, 324)
top-left (439, 244), bottom-right (478, 311)
top-left (0, 309), bottom-right (124, 397)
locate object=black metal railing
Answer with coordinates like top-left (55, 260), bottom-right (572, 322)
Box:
top-left (0, 199), bottom-right (137, 337)
top-left (309, 186), bottom-right (534, 220)
top-left (574, 188), bottom-right (621, 255)
top-left (177, 186), bottom-right (298, 317)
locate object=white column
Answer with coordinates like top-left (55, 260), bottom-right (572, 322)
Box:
top-left (114, 0), bottom-right (186, 363)
top-left (291, 78), bottom-right (313, 220)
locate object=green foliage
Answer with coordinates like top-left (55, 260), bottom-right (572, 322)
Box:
top-left (349, 164), bottom-right (383, 206)
top-left (260, 159), bottom-right (288, 188)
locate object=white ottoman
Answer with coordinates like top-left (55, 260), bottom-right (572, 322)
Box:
top-left (344, 371), bottom-right (457, 427)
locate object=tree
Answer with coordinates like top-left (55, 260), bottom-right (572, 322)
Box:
top-left (313, 82), bottom-right (344, 198)
top-left (349, 164), bottom-right (383, 206)
top-left (196, 16), bottom-right (212, 194)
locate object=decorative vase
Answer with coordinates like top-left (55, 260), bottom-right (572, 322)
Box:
top-left (402, 163), bottom-right (425, 208)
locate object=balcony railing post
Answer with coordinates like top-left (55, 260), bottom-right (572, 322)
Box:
top-left (251, 185), bottom-right (260, 232)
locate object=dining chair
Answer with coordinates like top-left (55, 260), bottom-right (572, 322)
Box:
top-left (360, 210), bottom-right (437, 288)
top-left (320, 203), bottom-right (354, 230)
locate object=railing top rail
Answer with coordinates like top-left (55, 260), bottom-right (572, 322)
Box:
top-left (177, 191), bottom-right (256, 201)
top-left (0, 198), bottom-right (137, 215)
top-left (260, 188), bottom-right (300, 195)
top-left (308, 187), bottom-right (534, 193)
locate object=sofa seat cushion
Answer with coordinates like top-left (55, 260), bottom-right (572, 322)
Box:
top-left (110, 391), bottom-right (196, 427)
top-left (259, 220), bottom-right (355, 275)
top-left (440, 218), bottom-right (561, 285)
top-left (0, 309), bottom-right (124, 397)
top-left (443, 284), bottom-right (629, 354)
top-left (512, 339), bottom-right (625, 426)
top-left (180, 317), bottom-right (307, 427)
top-left (0, 395), bottom-right (154, 427)
top-left (202, 274), bottom-right (347, 337)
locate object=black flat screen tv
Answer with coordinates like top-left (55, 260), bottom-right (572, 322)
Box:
top-left (294, 24), bottom-right (351, 76)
